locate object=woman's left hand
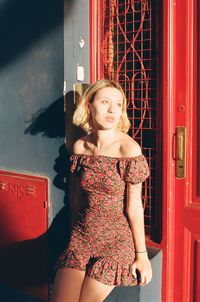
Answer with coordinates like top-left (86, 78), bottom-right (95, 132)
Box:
top-left (131, 254), bottom-right (152, 286)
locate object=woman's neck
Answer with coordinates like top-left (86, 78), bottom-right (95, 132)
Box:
top-left (90, 128), bottom-right (118, 149)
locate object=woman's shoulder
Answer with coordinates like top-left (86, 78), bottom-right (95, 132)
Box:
top-left (72, 132), bottom-right (142, 158)
top-left (72, 135), bottom-right (91, 154)
top-left (119, 132), bottom-right (142, 157)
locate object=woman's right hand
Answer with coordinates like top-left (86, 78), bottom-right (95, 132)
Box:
top-left (131, 254), bottom-right (152, 286)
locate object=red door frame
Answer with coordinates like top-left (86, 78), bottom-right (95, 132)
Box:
top-left (162, 0), bottom-right (197, 301)
top-left (161, 0), bottom-right (176, 300)
top-left (89, 0), bottom-right (97, 83)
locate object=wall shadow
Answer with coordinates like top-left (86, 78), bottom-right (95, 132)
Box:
top-left (0, 89), bottom-right (86, 299)
top-left (24, 96), bottom-right (65, 138)
top-left (23, 91), bottom-right (84, 289)
top-left (0, 0), bottom-right (73, 69)
top-left (0, 210), bottom-right (71, 302)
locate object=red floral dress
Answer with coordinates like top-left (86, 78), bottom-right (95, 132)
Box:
top-left (55, 153), bottom-right (150, 286)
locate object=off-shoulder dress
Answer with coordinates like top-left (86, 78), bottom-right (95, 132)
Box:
top-left (55, 153), bottom-right (150, 286)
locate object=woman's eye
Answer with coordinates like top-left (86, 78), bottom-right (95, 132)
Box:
top-left (101, 100), bottom-right (108, 104)
top-left (117, 103), bottom-right (122, 107)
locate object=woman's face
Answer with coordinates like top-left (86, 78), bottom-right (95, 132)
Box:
top-left (88, 87), bottom-right (123, 131)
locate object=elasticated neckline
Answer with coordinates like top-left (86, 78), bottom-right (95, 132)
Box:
top-left (71, 153), bottom-right (145, 160)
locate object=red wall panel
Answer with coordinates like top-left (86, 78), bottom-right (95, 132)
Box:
top-left (0, 170), bottom-right (49, 301)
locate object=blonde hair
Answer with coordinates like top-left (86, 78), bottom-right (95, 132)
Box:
top-left (72, 79), bottom-right (131, 133)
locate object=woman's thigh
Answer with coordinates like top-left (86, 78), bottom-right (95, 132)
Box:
top-left (79, 276), bottom-right (115, 302)
top-left (52, 267), bottom-right (85, 302)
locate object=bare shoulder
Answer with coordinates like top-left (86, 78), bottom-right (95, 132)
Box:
top-left (73, 135), bottom-right (90, 154)
top-left (119, 132), bottom-right (142, 157)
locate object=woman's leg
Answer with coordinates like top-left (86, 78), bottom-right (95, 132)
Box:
top-left (52, 268), bottom-right (85, 302)
top-left (79, 276), bottom-right (115, 302)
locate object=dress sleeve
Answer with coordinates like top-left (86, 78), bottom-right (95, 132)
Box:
top-left (119, 154), bottom-right (150, 184)
top-left (70, 155), bottom-right (82, 173)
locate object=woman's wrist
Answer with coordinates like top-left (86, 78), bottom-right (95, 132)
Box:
top-left (135, 249), bottom-right (149, 259)
top-left (135, 250), bottom-right (147, 254)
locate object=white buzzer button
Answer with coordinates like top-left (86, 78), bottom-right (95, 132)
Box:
top-left (76, 65), bottom-right (84, 82)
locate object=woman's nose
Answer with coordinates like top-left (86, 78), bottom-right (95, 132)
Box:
top-left (108, 104), bottom-right (114, 113)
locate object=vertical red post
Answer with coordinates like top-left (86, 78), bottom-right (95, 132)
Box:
top-left (161, 0), bottom-right (176, 301)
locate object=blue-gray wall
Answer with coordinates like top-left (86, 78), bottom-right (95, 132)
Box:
top-left (0, 0), bottom-right (72, 301)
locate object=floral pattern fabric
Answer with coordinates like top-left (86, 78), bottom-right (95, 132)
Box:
top-left (55, 153), bottom-right (150, 286)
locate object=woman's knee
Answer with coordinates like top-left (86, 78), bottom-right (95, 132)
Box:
top-left (52, 268), bottom-right (85, 302)
top-left (79, 276), bottom-right (114, 302)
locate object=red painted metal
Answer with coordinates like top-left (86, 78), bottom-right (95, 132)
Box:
top-left (161, 0), bottom-right (176, 301)
top-left (162, 0), bottom-right (200, 301)
top-left (197, 0), bottom-right (200, 198)
top-left (91, 0), bottom-right (160, 241)
top-left (173, 0), bottom-right (200, 301)
top-left (89, 0), bottom-right (98, 83)
top-left (0, 170), bottom-right (49, 301)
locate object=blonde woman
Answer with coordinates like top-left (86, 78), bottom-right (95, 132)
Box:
top-left (52, 79), bottom-right (152, 302)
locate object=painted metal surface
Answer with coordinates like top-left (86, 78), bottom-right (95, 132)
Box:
top-left (0, 170), bottom-right (48, 301)
top-left (161, 0), bottom-right (176, 301)
top-left (162, 0), bottom-right (200, 301)
top-left (175, 0), bottom-right (200, 300)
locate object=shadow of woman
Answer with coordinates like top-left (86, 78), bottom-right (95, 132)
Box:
top-left (0, 92), bottom-right (84, 301)
top-left (48, 91), bottom-right (85, 277)
top-left (24, 91), bottom-right (85, 273)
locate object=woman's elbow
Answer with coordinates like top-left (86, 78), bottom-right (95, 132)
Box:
top-left (125, 202), bottom-right (144, 218)
top-left (125, 206), bottom-right (135, 219)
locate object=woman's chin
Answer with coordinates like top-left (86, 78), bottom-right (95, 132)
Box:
top-left (98, 126), bottom-right (117, 131)
top-left (92, 121), bottom-right (118, 131)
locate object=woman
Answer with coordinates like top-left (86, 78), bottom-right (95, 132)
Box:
top-left (52, 79), bottom-right (152, 302)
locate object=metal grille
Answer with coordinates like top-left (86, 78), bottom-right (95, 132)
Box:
top-left (98, 0), bottom-right (158, 238)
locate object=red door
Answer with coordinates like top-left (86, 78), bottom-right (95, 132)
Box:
top-left (162, 0), bottom-right (200, 301)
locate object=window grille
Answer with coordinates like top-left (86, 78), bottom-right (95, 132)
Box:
top-left (97, 0), bottom-right (159, 239)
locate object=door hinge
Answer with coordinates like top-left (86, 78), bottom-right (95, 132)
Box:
top-left (43, 201), bottom-right (48, 208)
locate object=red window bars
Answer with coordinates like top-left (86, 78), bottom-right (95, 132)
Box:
top-left (96, 0), bottom-right (160, 242)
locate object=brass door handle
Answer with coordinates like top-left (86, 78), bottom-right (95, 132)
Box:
top-left (175, 126), bottom-right (186, 178)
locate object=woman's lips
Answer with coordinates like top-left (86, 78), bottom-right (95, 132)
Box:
top-left (105, 116), bottom-right (115, 122)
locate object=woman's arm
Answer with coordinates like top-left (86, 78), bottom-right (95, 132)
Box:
top-left (126, 181), bottom-right (152, 285)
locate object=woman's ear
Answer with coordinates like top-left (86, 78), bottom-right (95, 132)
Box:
top-left (87, 102), bottom-right (91, 113)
